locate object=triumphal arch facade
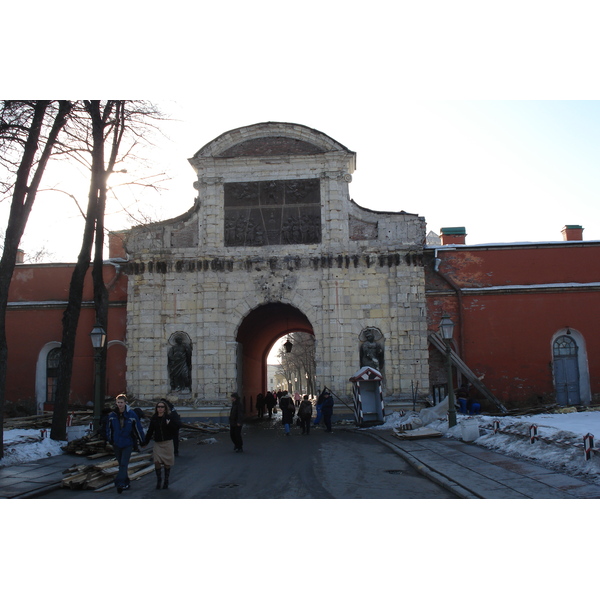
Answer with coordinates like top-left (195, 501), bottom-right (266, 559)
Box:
top-left (117, 122), bottom-right (429, 411)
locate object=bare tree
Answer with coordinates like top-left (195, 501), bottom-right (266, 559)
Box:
top-left (0, 100), bottom-right (73, 457)
top-left (277, 332), bottom-right (316, 396)
top-left (50, 101), bottom-right (163, 440)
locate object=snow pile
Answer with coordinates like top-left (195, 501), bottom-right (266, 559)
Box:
top-left (1, 428), bottom-right (67, 467)
top-left (373, 407), bottom-right (600, 485)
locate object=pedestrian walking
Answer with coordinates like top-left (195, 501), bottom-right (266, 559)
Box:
top-left (298, 395), bottom-right (313, 435)
top-left (142, 400), bottom-right (178, 489)
top-left (293, 391), bottom-right (301, 407)
top-left (256, 393), bottom-right (266, 419)
top-left (314, 390), bottom-right (326, 427)
top-left (106, 394), bottom-right (145, 494)
top-left (279, 391), bottom-right (295, 435)
top-left (265, 391), bottom-right (276, 419)
top-left (321, 390), bottom-right (334, 433)
top-left (229, 392), bottom-right (245, 452)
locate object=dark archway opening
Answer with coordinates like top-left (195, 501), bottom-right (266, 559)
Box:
top-left (236, 302), bottom-right (314, 414)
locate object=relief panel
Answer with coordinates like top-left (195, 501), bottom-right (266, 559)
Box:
top-left (224, 178), bottom-right (321, 247)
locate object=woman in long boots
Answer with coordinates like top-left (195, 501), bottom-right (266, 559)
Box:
top-left (142, 399), bottom-right (178, 489)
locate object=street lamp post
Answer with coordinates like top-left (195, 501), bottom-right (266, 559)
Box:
top-left (90, 323), bottom-right (107, 432)
top-left (439, 314), bottom-right (457, 428)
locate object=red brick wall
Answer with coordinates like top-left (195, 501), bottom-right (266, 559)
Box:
top-left (5, 263), bottom-right (127, 412)
top-left (426, 243), bottom-right (600, 407)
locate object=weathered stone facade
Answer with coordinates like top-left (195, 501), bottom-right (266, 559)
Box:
top-left (115, 122), bottom-right (429, 408)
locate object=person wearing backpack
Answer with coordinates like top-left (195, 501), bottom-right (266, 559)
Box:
top-left (298, 395), bottom-right (313, 435)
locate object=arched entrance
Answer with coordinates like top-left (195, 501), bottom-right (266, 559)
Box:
top-left (236, 302), bottom-right (314, 411)
top-left (552, 328), bottom-right (591, 406)
top-left (36, 341), bottom-right (61, 414)
top-left (121, 122), bottom-right (430, 405)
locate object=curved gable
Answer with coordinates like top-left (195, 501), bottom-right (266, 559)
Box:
top-left (192, 122), bottom-right (352, 159)
top-left (218, 137), bottom-right (324, 158)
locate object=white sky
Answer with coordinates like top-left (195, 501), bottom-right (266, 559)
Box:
top-left (8, 99), bottom-right (600, 262)
top-left (4, 2), bottom-right (600, 263)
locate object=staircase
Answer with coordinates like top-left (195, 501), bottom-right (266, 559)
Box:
top-left (428, 332), bottom-right (508, 414)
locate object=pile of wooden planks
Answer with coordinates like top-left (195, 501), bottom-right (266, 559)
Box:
top-left (181, 421), bottom-right (229, 434)
top-left (61, 451), bottom-right (154, 491)
top-left (4, 411), bottom-right (93, 431)
top-left (63, 434), bottom-right (112, 458)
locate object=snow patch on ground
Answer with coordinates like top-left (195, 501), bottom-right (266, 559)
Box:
top-left (371, 407), bottom-right (600, 485)
top-left (1, 428), bottom-right (67, 466)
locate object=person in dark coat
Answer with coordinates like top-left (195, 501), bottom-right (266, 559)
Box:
top-left (164, 399), bottom-right (182, 456)
top-left (142, 400), bottom-right (178, 489)
top-left (265, 391), bottom-right (276, 419)
top-left (106, 394), bottom-right (145, 494)
top-left (279, 391), bottom-right (295, 436)
top-left (298, 395), bottom-right (313, 435)
top-left (256, 393), bottom-right (266, 419)
top-left (321, 390), bottom-right (334, 433)
top-left (132, 407), bottom-right (145, 451)
top-left (229, 392), bottom-right (245, 452)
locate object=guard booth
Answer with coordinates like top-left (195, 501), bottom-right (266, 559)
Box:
top-left (350, 366), bottom-right (385, 427)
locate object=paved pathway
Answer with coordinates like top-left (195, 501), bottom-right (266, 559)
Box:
top-left (362, 429), bottom-right (600, 499)
top-left (4, 424), bottom-right (600, 499)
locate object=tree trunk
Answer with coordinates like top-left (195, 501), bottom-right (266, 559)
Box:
top-left (0, 101), bottom-right (71, 456)
top-left (50, 205), bottom-right (97, 440)
top-left (91, 101), bottom-right (125, 404)
top-left (50, 101), bottom-right (127, 440)
top-left (51, 102), bottom-right (107, 441)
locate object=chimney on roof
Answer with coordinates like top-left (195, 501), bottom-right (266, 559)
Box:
top-left (440, 227), bottom-right (467, 245)
top-left (16, 249), bottom-right (25, 264)
top-left (562, 225), bottom-right (583, 241)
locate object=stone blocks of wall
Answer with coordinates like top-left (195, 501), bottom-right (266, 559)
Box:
top-left (122, 123), bottom-right (429, 405)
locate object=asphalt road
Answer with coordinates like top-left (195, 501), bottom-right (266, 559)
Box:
top-left (42, 420), bottom-right (456, 499)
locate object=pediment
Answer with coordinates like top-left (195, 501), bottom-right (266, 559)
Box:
top-left (217, 136), bottom-right (325, 158)
top-left (191, 122), bottom-right (353, 162)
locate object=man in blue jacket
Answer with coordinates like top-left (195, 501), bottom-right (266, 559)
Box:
top-left (107, 394), bottom-right (145, 493)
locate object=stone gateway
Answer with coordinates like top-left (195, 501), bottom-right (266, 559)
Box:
top-left (115, 122), bottom-right (429, 412)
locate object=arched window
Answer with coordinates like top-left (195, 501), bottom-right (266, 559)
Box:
top-left (553, 335), bottom-right (578, 358)
top-left (46, 347), bottom-right (60, 404)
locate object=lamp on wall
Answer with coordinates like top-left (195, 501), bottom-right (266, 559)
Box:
top-left (439, 314), bottom-right (457, 428)
top-left (90, 323), bottom-right (107, 431)
top-left (439, 314), bottom-right (455, 341)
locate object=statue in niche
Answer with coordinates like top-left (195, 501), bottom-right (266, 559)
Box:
top-left (359, 328), bottom-right (385, 372)
top-left (168, 332), bottom-right (192, 391)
